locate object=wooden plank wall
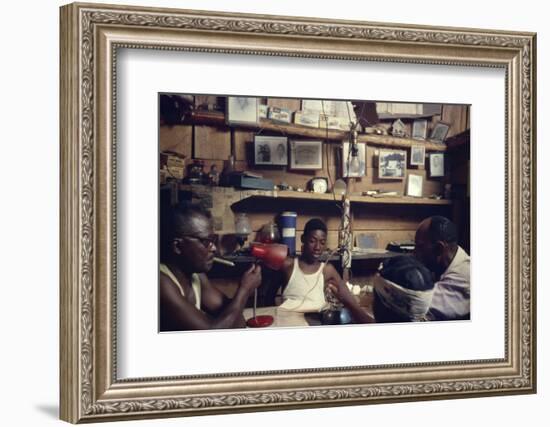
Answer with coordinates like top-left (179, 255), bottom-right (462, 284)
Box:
top-left (160, 97), bottom-right (467, 252)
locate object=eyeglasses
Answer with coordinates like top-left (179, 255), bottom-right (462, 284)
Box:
top-left (176, 234), bottom-right (217, 249)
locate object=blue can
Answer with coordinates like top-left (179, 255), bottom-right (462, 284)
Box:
top-left (280, 211), bottom-right (297, 255)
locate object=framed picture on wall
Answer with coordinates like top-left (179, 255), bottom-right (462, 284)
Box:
top-left (254, 135), bottom-right (288, 165)
top-left (378, 149), bottom-right (407, 179)
top-left (227, 96), bottom-right (259, 125)
top-left (60, 3), bottom-right (536, 423)
top-left (429, 153), bottom-right (445, 177)
top-left (406, 174), bottom-right (423, 197)
top-left (289, 140), bottom-right (323, 170)
top-left (429, 121), bottom-right (451, 143)
top-left (410, 145), bottom-right (426, 166)
top-left (412, 118), bottom-right (428, 139)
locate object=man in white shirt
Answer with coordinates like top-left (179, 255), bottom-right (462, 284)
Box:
top-left (414, 216), bottom-right (470, 321)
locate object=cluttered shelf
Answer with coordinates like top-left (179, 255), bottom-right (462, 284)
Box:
top-left (175, 184), bottom-right (452, 206)
top-left (219, 250), bottom-right (402, 264)
top-left (187, 110), bottom-right (448, 152)
top-left (249, 189), bottom-right (452, 206)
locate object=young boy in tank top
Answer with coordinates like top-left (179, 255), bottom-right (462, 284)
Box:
top-left (279, 218), bottom-right (342, 312)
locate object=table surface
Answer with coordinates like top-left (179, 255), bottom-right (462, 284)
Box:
top-left (243, 301), bottom-right (374, 328)
top-left (243, 307), bottom-right (312, 328)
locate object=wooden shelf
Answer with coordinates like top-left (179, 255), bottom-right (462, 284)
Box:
top-left (187, 111), bottom-right (447, 152)
top-left (253, 190), bottom-right (452, 206)
top-left (358, 134), bottom-right (446, 152)
top-left (222, 250), bottom-right (401, 264)
top-left (177, 184), bottom-right (452, 207)
top-left (377, 113), bottom-right (438, 120)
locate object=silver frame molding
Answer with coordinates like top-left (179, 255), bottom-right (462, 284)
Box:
top-left (60, 2), bottom-right (536, 423)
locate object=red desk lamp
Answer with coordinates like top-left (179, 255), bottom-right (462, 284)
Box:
top-left (250, 243), bottom-right (288, 270)
top-left (246, 243), bottom-right (288, 327)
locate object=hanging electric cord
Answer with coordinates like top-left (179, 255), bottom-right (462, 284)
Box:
top-left (320, 100), bottom-right (357, 261)
top-left (345, 101), bottom-right (362, 178)
top-left (340, 103), bottom-right (360, 282)
top-left (321, 101), bottom-right (345, 215)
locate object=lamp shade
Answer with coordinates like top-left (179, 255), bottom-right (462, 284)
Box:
top-left (250, 243), bottom-right (288, 270)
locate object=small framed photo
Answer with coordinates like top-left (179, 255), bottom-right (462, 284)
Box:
top-left (406, 174), bottom-right (423, 197)
top-left (320, 114), bottom-right (350, 131)
top-left (227, 96), bottom-right (259, 125)
top-left (429, 153), bottom-right (445, 177)
top-left (429, 121), bottom-right (451, 143)
top-left (412, 119), bottom-right (428, 140)
top-left (268, 106), bottom-right (292, 124)
top-left (294, 111), bottom-right (320, 128)
top-left (258, 104), bottom-right (268, 119)
top-left (342, 142), bottom-right (366, 177)
top-left (289, 140), bottom-right (323, 170)
top-left (378, 149), bottom-right (407, 180)
top-left (410, 145), bottom-right (426, 166)
top-left (254, 136), bottom-right (288, 166)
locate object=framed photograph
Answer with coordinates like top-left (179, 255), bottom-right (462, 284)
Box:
top-left (430, 121), bottom-right (451, 143)
top-left (289, 140), bottom-right (323, 169)
top-left (406, 174), bottom-right (423, 197)
top-left (60, 3), bottom-right (536, 423)
top-left (378, 149), bottom-right (407, 179)
top-left (342, 142), bottom-right (366, 177)
top-left (410, 144), bottom-right (426, 166)
top-left (429, 153), bottom-right (445, 177)
top-left (412, 118), bottom-right (428, 139)
top-left (259, 104), bottom-right (269, 119)
top-left (227, 96), bottom-right (259, 125)
top-left (294, 110), bottom-right (321, 127)
top-left (302, 99), bottom-right (357, 124)
top-left (254, 136), bottom-right (288, 165)
top-left (268, 106), bottom-right (292, 124)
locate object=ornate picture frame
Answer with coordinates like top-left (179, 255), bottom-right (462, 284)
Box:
top-left (60, 2), bottom-right (536, 423)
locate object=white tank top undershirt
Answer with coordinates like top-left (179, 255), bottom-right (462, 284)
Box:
top-left (280, 258), bottom-right (328, 312)
top-left (160, 263), bottom-right (202, 310)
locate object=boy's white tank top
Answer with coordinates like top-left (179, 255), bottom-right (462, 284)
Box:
top-left (280, 258), bottom-right (328, 312)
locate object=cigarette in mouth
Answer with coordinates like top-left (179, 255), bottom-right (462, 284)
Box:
top-left (213, 257), bottom-right (236, 267)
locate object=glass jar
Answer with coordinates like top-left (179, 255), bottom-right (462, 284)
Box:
top-left (208, 164), bottom-right (220, 186)
top-left (257, 223), bottom-right (280, 244)
top-left (186, 160), bottom-right (205, 184)
top-left (234, 213), bottom-right (252, 238)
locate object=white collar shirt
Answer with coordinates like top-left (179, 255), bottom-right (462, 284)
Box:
top-left (428, 246), bottom-right (470, 320)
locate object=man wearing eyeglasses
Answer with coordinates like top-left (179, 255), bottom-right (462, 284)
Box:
top-left (159, 203), bottom-right (262, 331)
